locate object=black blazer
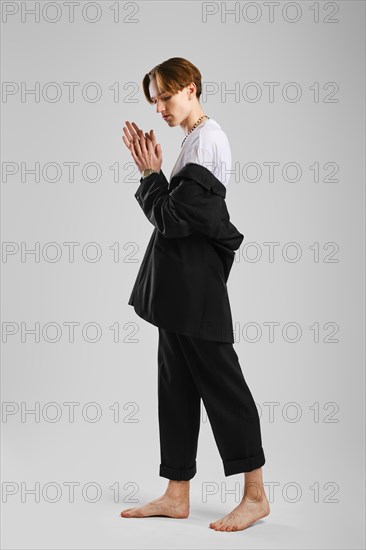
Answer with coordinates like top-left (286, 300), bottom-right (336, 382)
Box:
top-left (128, 162), bottom-right (244, 343)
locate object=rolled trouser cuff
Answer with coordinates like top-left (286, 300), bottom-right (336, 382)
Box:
top-left (223, 449), bottom-right (266, 476)
top-left (159, 462), bottom-right (197, 481)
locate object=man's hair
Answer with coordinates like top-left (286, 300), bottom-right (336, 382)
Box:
top-left (142, 57), bottom-right (202, 104)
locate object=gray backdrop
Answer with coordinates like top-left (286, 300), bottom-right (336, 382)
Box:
top-left (1, 0), bottom-right (365, 548)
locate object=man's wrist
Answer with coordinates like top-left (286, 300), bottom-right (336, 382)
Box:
top-left (141, 168), bottom-right (159, 179)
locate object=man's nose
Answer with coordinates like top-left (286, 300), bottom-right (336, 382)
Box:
top-left (155, 101), bottom-right (164, 114)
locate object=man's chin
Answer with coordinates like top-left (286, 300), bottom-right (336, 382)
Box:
top-left (163, 115), bottom-right (177, 124)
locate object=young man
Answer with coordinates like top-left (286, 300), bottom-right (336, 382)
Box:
top-left (120, 57), bottom-right (270, 532)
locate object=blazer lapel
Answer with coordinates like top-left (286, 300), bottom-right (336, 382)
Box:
top-left (169, 162), bottom-right (227, 198)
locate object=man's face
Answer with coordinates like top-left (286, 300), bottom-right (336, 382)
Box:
top-left (149, 78), bottom-right (191, 126)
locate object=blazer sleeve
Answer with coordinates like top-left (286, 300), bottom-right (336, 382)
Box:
top-left (134, 169), bottom-right (224, 240)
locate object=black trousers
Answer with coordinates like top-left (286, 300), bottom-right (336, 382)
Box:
top-left (157, 327), bottom-right (266, 480)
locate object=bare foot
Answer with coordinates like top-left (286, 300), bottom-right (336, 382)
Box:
top-left (209, 492), bottom-right (270, 532)
top-left (120, 485), bottom-right (190, 519)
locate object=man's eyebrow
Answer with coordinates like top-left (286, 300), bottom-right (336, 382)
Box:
top-left (150, 92), bottom-right (165, 100)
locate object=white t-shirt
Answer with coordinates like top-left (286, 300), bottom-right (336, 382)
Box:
top-left (169, 118), bottom-right (232, 186)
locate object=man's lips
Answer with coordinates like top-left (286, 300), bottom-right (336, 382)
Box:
top-left (163, 115), bottom-right (171, 119)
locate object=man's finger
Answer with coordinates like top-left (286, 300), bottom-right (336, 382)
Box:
top-left (136, 129), bottom-right (148, 155)
top-left (145, 137), bottom-right (154, 154)
top-left (122, 135), bottom-right (132, 150)
top-left (149, 130), bottom-right (157, 148)
top-left (132, 134), bottom-right (143, 158)
top-left (125, 121), bottom-right (139, 141)
top-left (123, 123), bottom-right (137, 143)
top-left (131, 121), bottom-right (142, 134)
top-left (129, 142), bottom-right (140, 165)
top-left (122, 126), bottom-right (133, 142)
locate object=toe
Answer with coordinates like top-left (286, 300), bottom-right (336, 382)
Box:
top-left (121, 508), bottom-right (137, 517)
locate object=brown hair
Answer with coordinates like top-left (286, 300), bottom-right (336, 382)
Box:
top-left (142, 57), bottom-right (202, 104)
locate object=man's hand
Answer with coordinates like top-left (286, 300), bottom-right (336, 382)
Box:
top-left (122, 121), bottom-right (162, 174)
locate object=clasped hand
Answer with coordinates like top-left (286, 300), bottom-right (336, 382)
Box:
top-left (122, 120), bottom-right (162, 174)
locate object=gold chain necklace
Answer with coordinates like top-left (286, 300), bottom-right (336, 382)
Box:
top-left (181, 115), bottom-right (210, 148)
